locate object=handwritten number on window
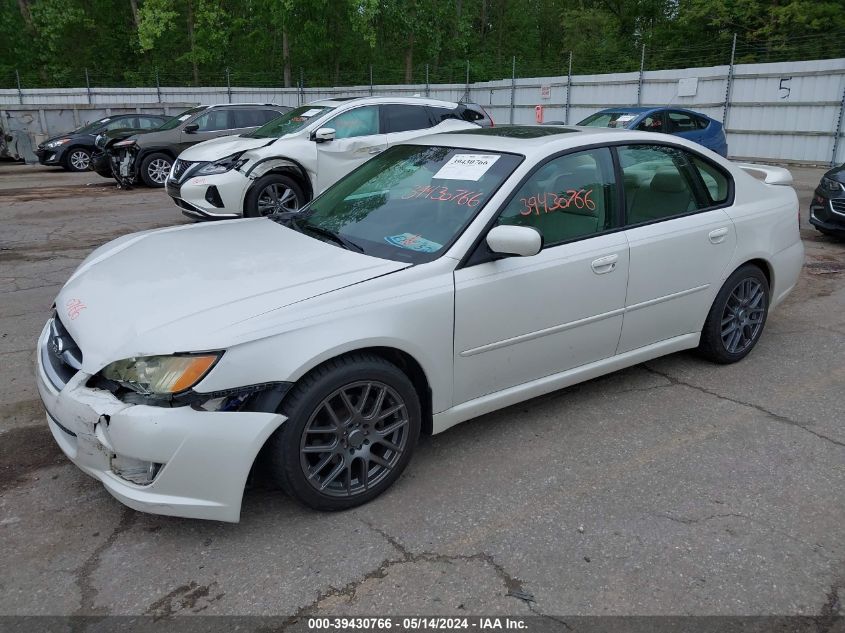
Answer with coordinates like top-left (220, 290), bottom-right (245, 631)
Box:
top-left (402, 184), bottom-right (483, 207)
top-left (519, 190), bottom-right (595, 216)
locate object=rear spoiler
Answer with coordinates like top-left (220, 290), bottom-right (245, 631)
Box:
top-left (737, 163), bottom-right (793, 186)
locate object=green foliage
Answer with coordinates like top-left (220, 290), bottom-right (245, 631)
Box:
top-left (2, 0), bottom-right (844, 89)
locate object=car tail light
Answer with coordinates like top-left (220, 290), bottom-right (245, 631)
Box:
top-left (481, 106), bottom-right (494, 127)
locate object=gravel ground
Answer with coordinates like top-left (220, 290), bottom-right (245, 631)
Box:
top-left (0, 162), bottom-right (843, 621)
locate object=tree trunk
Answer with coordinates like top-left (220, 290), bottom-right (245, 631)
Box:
top-left (404, 31), bottom-right (414, 83)
top-left (16, 0), bottom-right (34, 32)
top-left (186, 0), bottom-right (199, 85)
top-left (282, 29), bottom-right (291, 88)
top-left (128, 0), bottom-right (140, 30)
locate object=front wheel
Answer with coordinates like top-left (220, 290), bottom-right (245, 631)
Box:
top-left (698, 264), bottom-right (770, 364)
top-left (267, 354), bottom-right (421, 511)
top-left (65, 148), bottom-right (91, 172)
top-left (243, 174), bottom-right (305, 217)
top-left (139, 152), bottom-right (172, 188)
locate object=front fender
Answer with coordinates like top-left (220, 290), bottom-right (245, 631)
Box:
top-left (244, 156), bottom-right (314, 200)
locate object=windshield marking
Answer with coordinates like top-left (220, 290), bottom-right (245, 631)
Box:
top-left (402, 185), bottom-right (484, 207)
top-left (384, 233), bottom-right (442, 253)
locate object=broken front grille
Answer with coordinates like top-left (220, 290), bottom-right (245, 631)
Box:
top-left (41, 316), bottom-right (83, 391)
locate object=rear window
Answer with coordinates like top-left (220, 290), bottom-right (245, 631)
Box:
top-left (382, 105), bottom-right (432, 134)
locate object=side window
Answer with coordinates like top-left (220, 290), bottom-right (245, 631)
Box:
top-left (106, 118), bottom-right (135, 130)
top-left (460, 108), bottom-right (485, 123)
top-left (497, 148), bottom-right (618, 246)
top-left (261, 109), bottom-right (283, 124)
top-left (428, 106), bottom-right (458, 123)
top-left (233, 109), bottom-right (261, 128)
top-left (327, 106), bottom-right (379, 139)
top-left (691, 156), bottom-right (730, 204)
top-left (618, 145), bottom-right (702, 224)
top-left (137, 116), bottom-right (161, 130)
top-left (382, 105), bottom-right (432, 134)
top-left (667, 111), bottom-right (697, 133)
top-left (695, 115), bottom-right (711, 130)
top-left (635, 113), bottom-right (664, 133)
top-left (192, 109), bottom-right (232, 132)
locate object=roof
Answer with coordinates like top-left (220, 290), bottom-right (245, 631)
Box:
top-left (404, 124), bottom-right (696, 159)
top-left (307, 95), bottom-right (460, 109)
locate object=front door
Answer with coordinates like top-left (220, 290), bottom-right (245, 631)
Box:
top-left (453, 147), bottom-right (629, 404)
top-left (315, 105), bottom-right (387, 194)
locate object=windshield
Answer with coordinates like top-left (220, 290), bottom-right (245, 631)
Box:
top-left (247, 105), bottom-right (335, 139)
top-left (156, 106), bottom-right (207, 131)
top-left (74, 118), bottom-right (112, 134)
top-left (578, 112), bottom-right (639, 128)
top-left (288, 144), bottom-right (522, 264)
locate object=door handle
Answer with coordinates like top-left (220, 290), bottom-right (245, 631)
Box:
top-left (591, 254), bottom-right (618, 274)
top-left (368, 148), bottom-right (383, 155)
top-left (709, 227), bottom-right (729, 244)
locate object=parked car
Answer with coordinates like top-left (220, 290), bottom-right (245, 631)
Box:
top-left (577, 107), bottom-right (728, 157)
top-left (92, 125), bottom-right (161, 178)
top-left (106, 104), bottom-right (290, 188)
top-left (36, 125), bottom-right (802, 522)
top-left (35, 114), bottom-right (170, 172)
top-left (809, 163), bottom-right (845, 237)
top-left (166, 97), bottom-right (491, 220)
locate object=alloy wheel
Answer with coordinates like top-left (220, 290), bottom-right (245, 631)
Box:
top-left (299, 380), bottom-right (410, 498)
top-left (69, 150), bottom-right (90, 171)
top-left (147, 158), bottom-right (171, 184)
top-left (720, 278), bottom-right (765, 354)
top-left (257, 183), bottom-right (299, 216)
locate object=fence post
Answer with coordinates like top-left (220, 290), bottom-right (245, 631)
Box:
top-left (510, 56), bottom-right (516, 124)
top-left (722, 33), bottom-right (738, 126)
top-left (225, 67), bottom-right (232, 103)
top-left (425, 64), bottom-right (430, 97)
top-left (85, 68), bottom-right (92, 104)
top-left (565, 51), bottom-right (572, 124)
top-left (636, 44), bottom-right (646, 105)
top-left (154, 67), bottom-right (161, 103)
top-left (299, 67), bottom-right (304, 106)
top-left (15, 69), bottom-right (23, 104)
top-left (463, 59), bottom-right (470, 102)
top-left (832, 81), bottom-right (845, 167)
top-left (369, 64), bottom-right (373, 96)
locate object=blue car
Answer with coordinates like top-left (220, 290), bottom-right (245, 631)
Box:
top-left (577, 107), bottom-right (728, 157)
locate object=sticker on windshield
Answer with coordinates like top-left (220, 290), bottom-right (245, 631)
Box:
top-left (385, 233), bottom-right (442, 253)
top-left (178, 114), bottom-right (192, 121)
top-left (433, 154), bottom-right (500, 181)
top-left (301, 108), bottom-right (324, 118)
top-left (615, 114), bottom-right (636, 123)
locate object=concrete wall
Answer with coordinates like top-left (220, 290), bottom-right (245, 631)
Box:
top-left (2, 57), bottom-right (844, 165)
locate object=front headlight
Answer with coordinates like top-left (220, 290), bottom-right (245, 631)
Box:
top-left (820, 177), bottom-right (844, 194)
top-left (45, 138), bottom-right (71, 149)
top-left (196, 151), bottom-right (248, 176)
top-left (100, 353), bottom-right (221, 395)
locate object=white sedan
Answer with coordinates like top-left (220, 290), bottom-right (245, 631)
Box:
top-left (36, 126), bottom-right (803, 522)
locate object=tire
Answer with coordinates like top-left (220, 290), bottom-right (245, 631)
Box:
top-left (698, 264), bottom-right (770, 364)
top-left (267, 353), bottom-right (421, 511)
top-left (64, 147), bottom-right (92, 172)
top-left (243, 173), bottom-right (305, 217)
top-left (139, 152), bottom-right (172, 188)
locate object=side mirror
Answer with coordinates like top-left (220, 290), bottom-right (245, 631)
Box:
top-left (312, 127), bottom-right (335, 143)
top-left (486, 225), bottom-right (542, 257)
top-left (183, 123), bottom-right (199, 133)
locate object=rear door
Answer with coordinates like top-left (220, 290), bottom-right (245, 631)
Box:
top-left (314, 105), bottom-right (387, 193)
top-left (177, 108), bottom-right (237, 152)
top-left (617, 143), bottom-right (736, 353)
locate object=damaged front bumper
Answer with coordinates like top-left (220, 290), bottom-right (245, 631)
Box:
top-left (108, 145), bottom-right (139, 187)
top-left (35, 320), bottom-right (287, 523)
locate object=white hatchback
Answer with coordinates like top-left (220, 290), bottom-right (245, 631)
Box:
top-left (37, 126), bottom-right (803, 522)
top-left (165, 96), bottom-right (485, 220)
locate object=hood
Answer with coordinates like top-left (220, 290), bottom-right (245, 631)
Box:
top-left (56, 219), bottom-right (409, 372)
top-left (41, 131), bottom-right (92, 146)
top-left (178, 134), bottom-right (271, 161)
top-left (825, 163), bottom-right (845, 183)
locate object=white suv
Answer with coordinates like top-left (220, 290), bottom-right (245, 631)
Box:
top-left (165, 96), bottom-right (489, 220)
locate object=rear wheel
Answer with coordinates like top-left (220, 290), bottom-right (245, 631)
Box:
top-left (267, 354), bottom-right (421, 511)
top-left (139, 152), bottom-right (172, 188)
top-left (698, 264), bottom-right (770, 364)
top-left (65, 148), bottom-right (91, 172)
top-left (244, 174), bottom-right (305, 217)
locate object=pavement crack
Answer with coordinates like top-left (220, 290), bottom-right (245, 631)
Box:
top-left (654, 511), bottom-right (746, 525)
top-left (72, 506), bottom-right (137, 617)
top-left (642, 365), bottom-right (845, 449)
